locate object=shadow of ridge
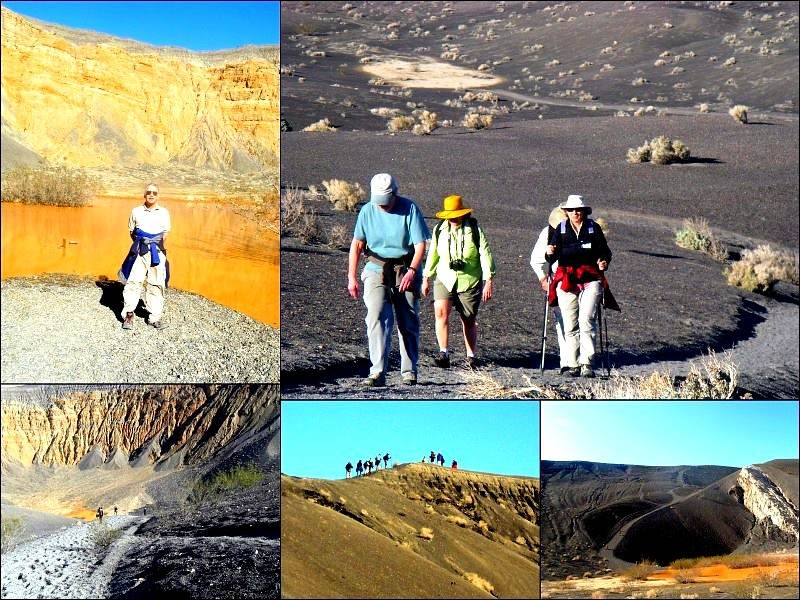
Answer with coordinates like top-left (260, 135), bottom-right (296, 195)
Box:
top-left (625, 249), bottom-right (685, 260)
top-left (95, 277), bottom-right (148, 323)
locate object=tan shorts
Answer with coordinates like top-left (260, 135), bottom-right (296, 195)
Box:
top-left (433, 279), bottom-right (482, 319)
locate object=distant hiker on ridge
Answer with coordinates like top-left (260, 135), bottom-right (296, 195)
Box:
top-left (345, 461), bottom-right (353, 478)
top-left (119, 182), bottom-right (171, 331)
top-left (356, 459), bottom-right (364, 476)
top-left (383, 453), bottom-right (390, 468)
top-left (96, 506), bottom-right (104, 523)
top-left (451, 460), bottom-right (458, 470)
top-left (430, 450), bottom-right (436, 464)
top-left (347, 173), bottom-right (430, 387)
top-left (531, 206), bottom-right (569, 374)
top-left (422, 195), bottom-right (496, 369)
top-left (437, 452), bottom-right (445, 467)
top-left (114, 506), bottom-right (118, 516)
top-left (546, 195), bottom-right (619, 378)
top-left (375, 455), bottom-right (382, 470)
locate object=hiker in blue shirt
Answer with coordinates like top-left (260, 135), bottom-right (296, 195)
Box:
top-left (348, 173), bottom-right (430, 387)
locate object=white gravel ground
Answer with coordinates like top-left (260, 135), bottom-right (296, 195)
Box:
top-left (1, 276), bottom-right (279, 383)
top-left (0, 515), bottom-right (146, 600)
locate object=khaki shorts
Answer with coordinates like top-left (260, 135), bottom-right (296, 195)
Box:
top-left (433, 279), bottom-right (482, 319)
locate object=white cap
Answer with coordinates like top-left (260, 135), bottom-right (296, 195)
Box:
top-left (370, 173), bottom-right (397, 205)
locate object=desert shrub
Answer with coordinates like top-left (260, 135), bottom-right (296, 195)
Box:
top-left (726, 245), bottom-right (799, 293)
top-left (326, 224), bottom-right (350, 250)
top-left (1, 164), bottom-right (101, 206)
top-left (413, 110), bottom-right (439, 135)
top-left (675, 218), bottom-right (728, 261)
top-left (729, 104), bottom-right (749, 124)
top-left (699, 103), bottom-right (711, 113)
top-left (731, 582), bottom-right (762, 599)
top-left (281, 187), bottom-right (307, 232)
top-left (89, 522), bottom-right (123, 550)
top-left (446, 515), bottom-right (469, 527)
top-left (1, 517), bottom-right (24, 554)
top-left (627, 136), bottom-right (690, 165)
top-left (302, 118), bottom-right (336, 132)
top-left (674, 569), bottom-right (695, 583)
top-left (387, 115), bottom-right (416, 132)
top-left (462, 113), bottom-right (493, 129)
top-left (623, 560), bottom-right (658, 581)
top-left (464, 572), bottom-right (494, 594)
top-left (189, 463), bottom-right (265, 506)
top-left (418, 527), bottom-right (434, 540)
top-left (370, 107), bottom-right (401, 117)
top-left (322, 179), bottom-right (365, 211)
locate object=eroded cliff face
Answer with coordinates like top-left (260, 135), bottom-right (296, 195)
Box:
top-left (735, 466), bottom-right (799, 541)
top-left (1, 6), bottom-right (278, 172)
top-left (1, 385), bottom-right (279, 469)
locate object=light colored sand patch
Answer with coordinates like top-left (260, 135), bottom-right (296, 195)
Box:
top-left (543, 575), bottom-right (672, 592)
top-left (361, 57), bottom-right (503, 89)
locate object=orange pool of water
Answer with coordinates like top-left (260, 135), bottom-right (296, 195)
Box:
top-left (653, 558), bottom-right (799, 582)
top-left (1, 196), bottom-right (279, 327)
top-left (65, 506), bottom-right (98, 521)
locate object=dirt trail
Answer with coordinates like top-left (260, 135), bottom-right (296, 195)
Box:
top-left (490, 89), bottom-right (800, 123)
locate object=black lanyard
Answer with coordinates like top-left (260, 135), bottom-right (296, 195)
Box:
top-left (447, 222), bottom-right (466, 260)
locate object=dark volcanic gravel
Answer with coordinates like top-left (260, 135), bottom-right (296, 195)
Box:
top-left (281, 114), bottom-right (799, 398)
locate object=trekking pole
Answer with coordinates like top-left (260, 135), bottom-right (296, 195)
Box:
top-left (603, 299), bottom-right (611, 377)
top-left (539, 276), bottom-right (550, 374)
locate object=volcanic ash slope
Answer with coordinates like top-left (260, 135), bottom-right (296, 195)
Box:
top-left (281, 463), bottom-right (540, 599)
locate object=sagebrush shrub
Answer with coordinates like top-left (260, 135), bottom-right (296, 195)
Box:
top-left (322, 179), bottom-right (365, 211)
top-left (462, 113), bottom-right (493, 129)
top-left (387, 115), bottom-right (416, 132)
top-left (726, 245), bottom-right (799, 292)
top-left (1, 164), bottom-right (100, 206)
top-left (675, 218), bottom-right (727, 261)
top-left (627, 136), bottom-right (690, 165)
top-left (729, 104), bottom-right (749, 124)
top-left (302, 118), bottom-right (336, 132)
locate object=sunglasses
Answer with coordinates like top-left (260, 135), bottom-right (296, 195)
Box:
top-left (145, 191), bottom-right (158, 196)
top-left (564, 208), bottom-right (584, 212)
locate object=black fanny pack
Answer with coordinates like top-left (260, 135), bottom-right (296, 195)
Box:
top-left (365, 249), bottom-right (416, 291)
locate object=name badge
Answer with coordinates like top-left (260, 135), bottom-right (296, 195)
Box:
top-left (582, 242), bottom-right (592, 249)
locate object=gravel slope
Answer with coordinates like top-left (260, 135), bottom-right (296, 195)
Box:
top-left (1, 275), bottom-right (279, 383)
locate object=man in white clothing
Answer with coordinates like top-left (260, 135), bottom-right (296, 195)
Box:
top-left (119, 183), bottom-right (171, 330)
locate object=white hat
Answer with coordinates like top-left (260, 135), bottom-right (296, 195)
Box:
top-left (560, 194), bottom-right (592, 214)
top-left (370, 173), bottom-right (397, 205)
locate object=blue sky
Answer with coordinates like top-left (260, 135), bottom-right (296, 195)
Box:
top-left (2, 1), bottom-right (279, 49)
top-left (542, 401), bottom-right (799, 467)
top-left (281, 401), bottom-right (540, 480)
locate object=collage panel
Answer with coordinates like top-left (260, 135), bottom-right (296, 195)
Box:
top-left (1, 1), bottom-right (280, 384)
top-left (280, 400), bottom-right (540, 598)
top-left (540, 401), bottom-right (800, 600)
top-left (280, 0), bottom-right (798, 400)
top-left (1, 384), bottom-right (280, 598)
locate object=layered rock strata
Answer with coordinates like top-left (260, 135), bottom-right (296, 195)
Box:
top-left (736, 465), bottom-right (799, 540)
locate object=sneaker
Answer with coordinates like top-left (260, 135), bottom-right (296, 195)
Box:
top-left (434, 351), bottom-right (450, 368)
top-left (581, 365), bottom-right (595, 378)
top-left (559, 366), bottom-right (572, 375)
top-left (465, 356), bottom-right (478, 369)
top-left (122, 312), bottom-right (134, 330)
top-left (362, 373), bottom-right (386, 387)
top-left (150, 320), bottom-right (168, 330)
top-left (568, 367), bottom-right (581, 377)
top-left (401, 372), bottom-right (417, 386)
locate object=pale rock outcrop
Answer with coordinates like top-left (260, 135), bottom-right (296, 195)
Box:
top-left (1, 6), bottom-right (278, 172)
top-left (1, 385), bottom-right (278, 469)
top-left (737, 466), bottom-right (799, 540)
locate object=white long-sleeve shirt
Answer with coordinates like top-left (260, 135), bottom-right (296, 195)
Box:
top-left (530, 226), bottom-right (558, 280)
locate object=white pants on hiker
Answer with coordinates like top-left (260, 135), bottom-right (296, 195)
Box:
top-left (121, 252), bottom-right (166, 322)
top-left (556, 280), bottom-right (602, 368)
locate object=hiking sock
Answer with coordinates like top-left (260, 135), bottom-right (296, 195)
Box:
top-left (440, 348), bottom-right (448, 354)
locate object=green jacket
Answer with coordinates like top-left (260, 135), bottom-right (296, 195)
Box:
top-left (423, 218), bottom-right (496, 292)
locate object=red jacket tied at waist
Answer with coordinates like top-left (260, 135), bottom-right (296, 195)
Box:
top-left (548, 264), bottom-right (621, 311)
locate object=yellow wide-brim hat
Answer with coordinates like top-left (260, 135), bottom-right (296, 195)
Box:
top-left (435, 194), bottom-right (473, 219)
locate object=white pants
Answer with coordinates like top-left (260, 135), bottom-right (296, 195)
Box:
top-left (552, 308), bottom-right (568, 368)
top-left (556, 280), bottom-right (602, 368)
top-left (121, 253), bottom-right (166, 322)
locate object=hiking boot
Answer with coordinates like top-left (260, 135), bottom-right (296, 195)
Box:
top-left (150, 320), bottom-right (168, 330)
top-left (362, 373), bottom-right (386, 387)
top-left (401, 372), bottom-right (417, 386)
top-left (559, 366), bottom-right (572, 375)
top-left (465, 356), bottom-right (479, 370)
top-left (122, 312), bottom-right (134, 330)
top-left (434, 351), bottom-right (450, 368)
top-left (581, 365), bottom-right (595, 378)
top-left (567, 367), bottom-right (581, 377)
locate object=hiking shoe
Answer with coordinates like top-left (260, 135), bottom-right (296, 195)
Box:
top-left (560, 366), bottom-right (572, 375)
top-left (362, 373), bottom-right (386, 387)
top-left (465, 356), bottom-right (479, 370)
top-left (581, 365), bottom-right (595, 378)
top-left (434, 351), bottom-right (450, 368)
top-left (122, 312), bottom-right (134, 330)
top-left (401, 372), bottom-right (417, 386)
top-left (567, 367), bottom-right (581, 377)
top-left (150, 320), bottom-right (168, 330)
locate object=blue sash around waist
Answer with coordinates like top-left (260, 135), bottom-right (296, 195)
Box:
top-left (119, 228), bottom-right (170, 286)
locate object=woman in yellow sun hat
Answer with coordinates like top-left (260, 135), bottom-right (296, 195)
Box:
top-left (421, 195), bottom-right (496, 369)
